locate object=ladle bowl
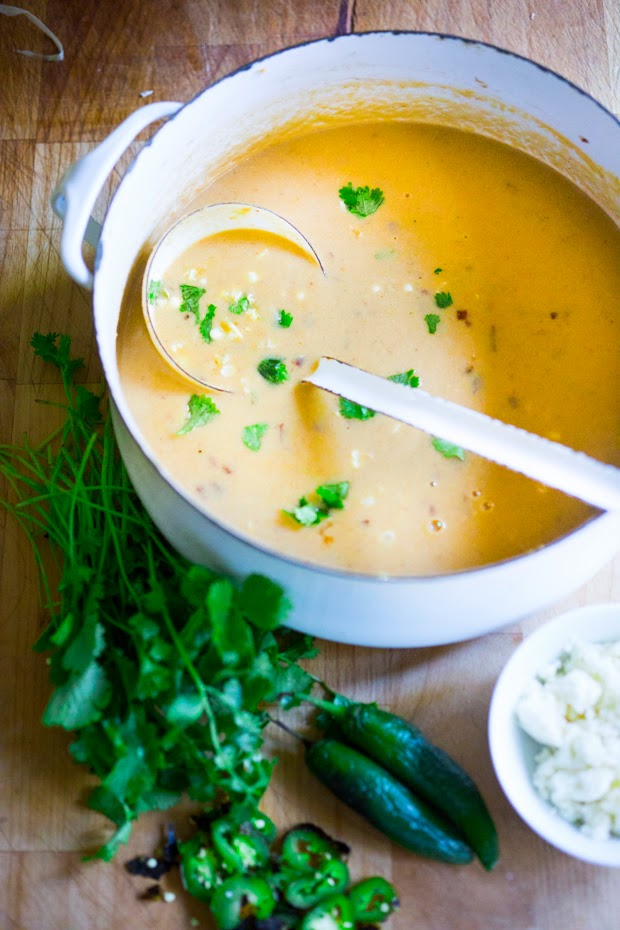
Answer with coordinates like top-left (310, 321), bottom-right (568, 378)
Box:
top-left (142, 202), bottom-right (323, 390)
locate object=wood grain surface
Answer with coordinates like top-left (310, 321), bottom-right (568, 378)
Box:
top-left (1, 2), bottom-right (619, 928)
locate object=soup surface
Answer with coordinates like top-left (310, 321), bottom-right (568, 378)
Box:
top-left (117, 122), bottom-right (620, 576)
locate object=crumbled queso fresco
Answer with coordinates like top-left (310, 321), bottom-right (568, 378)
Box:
top-left (516, 638), bottom-right (620, 841)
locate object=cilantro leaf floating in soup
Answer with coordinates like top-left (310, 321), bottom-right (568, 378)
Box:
top-left (339, 182), bottom-right (385, 217)
top-left (243, 423), bottom-right (269, 451)
top-left (258, 358), bottom-right (289, 384)
top-left (316, 482), bottom-right (350, 510)
top-left (177, 395), bottom-right (220, 436)
top-left (148, 279), bottom-right (164, 303)
top-left (228, 293), bottom-right (251, 315)
top-left (432, 438), bottom-right (465, 461)
top-left (388, 370), bottom-right (420, 388)
top-left (284, 482), bottom-right (350, 527)
top-left (118, 121), bottom-right (620, 576)
top-left (199, 303), bottom-right (217, 343)
top-left (434, 291), bottom-right (453, 309)
top-left (179, 283), bottom-right (206, 321)
top-left (425, 313), bottom-right (441, 334)
top-left (339, 397), bottom-right (376, 420)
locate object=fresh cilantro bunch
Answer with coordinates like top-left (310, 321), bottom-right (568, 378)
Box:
top-left (0, 334), bottom-right (317, 861)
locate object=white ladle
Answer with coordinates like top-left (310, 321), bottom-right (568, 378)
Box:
top-left (305, 357), bottom-right (620, 512)
top-left (143, 205), bottom-right (620, 512)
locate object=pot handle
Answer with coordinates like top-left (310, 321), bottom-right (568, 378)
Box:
top-left (51, 100), bottom-right (183, 289)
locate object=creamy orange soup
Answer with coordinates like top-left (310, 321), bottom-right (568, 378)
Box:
top-left (117, 122), bottom-right (620, 576)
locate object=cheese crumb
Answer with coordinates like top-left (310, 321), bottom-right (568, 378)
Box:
top-left (516, 638), bottom-right (620, 840)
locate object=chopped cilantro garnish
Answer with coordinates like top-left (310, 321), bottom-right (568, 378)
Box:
top-left (278, 310), bottom-right (293, 328)
top-left (425, 313), bottom-right (441, 334)
top-left (258, 358), bottom-right (289, 384)
top-left (242, 423), bottom-right (268, 451)
top-left (229, 294), bottom-right (250, 315)
top-left (199, 303), bottom-right (217, 343)
top-left (316, 481), bottom-right (349, 510)
top-left (148, 280), bottom-right (163, 303)
top-left (177, 394), bottom-right (220, 435)
top-left (339, 397), bottom-right (376, 420)
top-left (434, 291), bottom-right (453, 309)
top-left (338, 182), bottom-right (385, 218)
top-left (179, 284), bottom-right (205, 322)
top-left (284, 481), bottom-right (350, 526)
top-left (388, 369), bottom-right (419, 388)
top-left (433, 267), bottom-right (443, 275)
top-left (432, 437), bottom-right (465, 460)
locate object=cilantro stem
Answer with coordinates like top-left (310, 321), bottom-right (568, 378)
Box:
top-left (67, 430), bottom-right (99, 565)
top-left (144, 540), bottom-right (224, 759)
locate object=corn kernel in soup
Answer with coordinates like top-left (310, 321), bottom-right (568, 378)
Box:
top-left (117, 121), bottom-right (620, 577)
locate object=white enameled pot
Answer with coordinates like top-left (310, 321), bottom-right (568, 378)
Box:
top-left (53, 33), bottom-right (620, 648)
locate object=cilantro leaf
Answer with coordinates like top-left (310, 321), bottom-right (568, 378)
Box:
top-left (240, 575), bottom-right (292, 631)
top-left (164, 691), bottom-right (205, 726)
top-left (339, 397), bottom-right (376, 420)
top-left (425, 313), bottom-right (441, 334)
top-left (278, 309), bottom-right (293, 328)
top-left (434, 291), bottom-right (453, 309)
top-left (433, 267), bottom-right (443, 275)
top-left (179, 284), bottom-right (205, 322)
top-left (284, 481), bottom-right (350, 527)
top-left (148, 280), bottom-right (163, 303)
top-left (242, 423), bottom-right (268, 451)
top-left (177, 394), bottom-right (220, 435)
top-left (432, 437), bottom-right (465, 460)
top-left (338, 182), bottom-right (385, 217)
top-left (316, 481), bottom-right (349, 510)
top-left (258, 358), bottom-right (289, 384)
top-left (388, 369), bottom-right (419, 388)
top-left (42, 659), bottom-right (110, 729)
top-left (75, 385), bottom-right (103, 426)
top-left (92, 822), bottom-right (133, 862)
top-left (229, 294), bottom-right (250, 315)
top-left (199, 303), bottom-right (217, 343)
top-left (30, 332), bottom-right (84, 382)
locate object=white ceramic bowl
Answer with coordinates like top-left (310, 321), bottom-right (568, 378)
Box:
top-left (53, 33), bottom-right (620, 647)
top-left (489, 604), bottom-right (620, 867)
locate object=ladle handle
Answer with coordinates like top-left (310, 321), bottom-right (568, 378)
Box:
top-left (51, 101), bottom-right (183, 289)
top-left (307, 357), bottom-right (620, 512)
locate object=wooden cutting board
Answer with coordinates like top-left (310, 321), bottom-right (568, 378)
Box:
top-left (1, 2), bottom-right (619, 928)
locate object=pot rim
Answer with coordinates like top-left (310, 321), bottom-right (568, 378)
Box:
top-left (163, 30), bottom-right (620, 136)
top-left (97, 30), bottom-right (620, 585)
